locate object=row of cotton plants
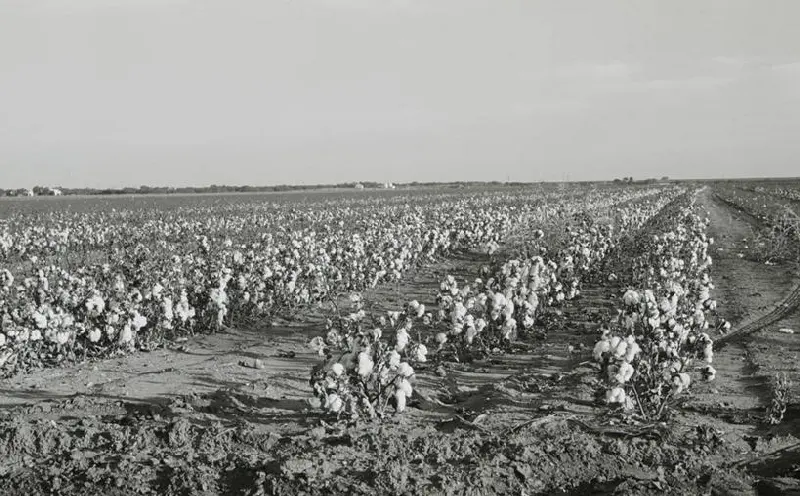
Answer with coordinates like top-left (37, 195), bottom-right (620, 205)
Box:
top-left (0, 188), bottom-right (674, 375)
top-left (429, 191), bottom-right (682, 360)
top-left (593, 190), bottom-right (726, 419)
top-left (303, 187), bottom-right (683, 418)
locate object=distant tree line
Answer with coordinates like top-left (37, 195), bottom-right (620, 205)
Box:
top-left (0, 181), bottom-right (524, 197)
top-left (613, 177), bottom-right (671, 184)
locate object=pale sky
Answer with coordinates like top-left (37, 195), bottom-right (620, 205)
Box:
top-left (1, 0), bottom-right (799, 189)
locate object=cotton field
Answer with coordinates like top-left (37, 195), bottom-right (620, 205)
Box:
top-left (0, 183), bottom-right (798, 495)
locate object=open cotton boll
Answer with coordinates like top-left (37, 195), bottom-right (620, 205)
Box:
top-left (614, 362), bottom-right (634, 384)
top-left (387, 350), bottom-right (401, 369)
top-left (118, 324), bottom-right (133, 345)
top-left (435, 332), bottom-right (448, 346)
top-left (464, 326), bottom-right (477, 344)
top-left (609, 336), bottom-right (621, 350)
top-left (413, 344), bottom-right (428, 363)
top-left (612, 340), bottom-right (628, 359)
top-left (395, 328), bottom-right (410, 352)
top-left (357, 352), bottom-right (374, 378)
top-left (88, 328), bottom-right (102, 343)
top-left (394, 390), bottom-right (407, 413)
top-left (593, 339), bottom-right (611, 361)
top-left (672, 373), bottom-right (692, 394)
top-left (325, 393), bottom-right (344, 413)
top-left (606, 387), bottom-right (627, 404)
top-left (397, 362), bottom-right (414, 378)
top-left (703, 344), bottom-right (714, 363)
top-left (624, 341), bottom-right (641, 362)
top-left (396, 378), bottom-right (413, 398)
top-left (331, 362), bottom-right (345, 377)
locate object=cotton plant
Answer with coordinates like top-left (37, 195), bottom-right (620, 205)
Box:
top-left (308, 293), bottom-right (428, 419)
top-left (594, 198), bottom-right (723, 419)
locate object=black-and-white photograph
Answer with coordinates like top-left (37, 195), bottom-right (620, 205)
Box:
top-left (1, 1), bottom-right (799, 494)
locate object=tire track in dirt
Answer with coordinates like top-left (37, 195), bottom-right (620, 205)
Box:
top-left (718, 287), bottom-right (800, 345)
top-left (690, 189), bottom-right (800, 416)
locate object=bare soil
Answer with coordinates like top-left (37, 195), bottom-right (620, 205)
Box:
top-left (0, 189), bottom-right (798, 495)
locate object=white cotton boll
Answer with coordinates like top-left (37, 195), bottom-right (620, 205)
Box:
top-left (502, 319), bottom-right (517, 340)
top-left (593, 339), bottom-right (611, 361)
top-left (416, 304), bottom-right (426, 318)
top-left (325, 393), bottom-right (344, 413)
top-left (33, 312), bottom-right (47, 330)
top-left (396, 378), bottom-right (413, 398)
top-left (396, 328), bottom-right (410, 352)
top-left (624, 341), bottom-right (641, 362)
top-left (388, 350), bottom-right (401, 369)
top-left (397, 362), bottom-right (414, 378)
top-left (614, 362), bottom-right (635, 384)
top-left (414, 344), bottom-right (428, 363)
top-left (435, 332), bottom-right (448, 345)
top-left (523, 314), bottom-right (535, 329)
top-left (132, 314), bottom-right (148, 332)
top-left (357, 352), bottom-right (374, 378)
top-left (88, 328), bottom-right (102, 343)
top-left (702, 365), bottom-right (716, 381)
top-left (606, 387), bottom-right (627, 404)
top-left (394, 390), bottom-right (407, 413)
top-left (464, 326), bottom-right (477, 344)
top-left (0, 333), bottom-right (5, 347)
top-left (703, 344), bottom-right (714, 363)
top-left (331, 362), bottom-right (345, 377)
top-left (672, 372), bottom-right (691, 393)
top-left (118, 324), bottom-right (133, 345)
top-left (612, 340), bottom-right (628, 359)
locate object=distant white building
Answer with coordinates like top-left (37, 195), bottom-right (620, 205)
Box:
top-left (51, 188), bottom-right (63, 196)
top-left (354, 183), bottom-right (365, 189)
top-left (382, 182), bottom-right (396, 189)
top-left (23, 189), bottom-right (34, 197)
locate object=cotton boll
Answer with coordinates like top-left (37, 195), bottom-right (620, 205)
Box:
top-left (396, 328), bottom-right (410, 352)
top-left (88, 328), bottom-right (102, 343)
top-left (414, 344), bottom-right (428, 363)
top-left (624, 341), bottom-right (641, 362)
top-left (397, 362), bottom-right (415, 378)
top-left (614, 362), bottom-right (635, 384)
top-left (703, 343), bottom-right (714, 363)
top-left (593, 339), bottom-right (611, 361)
top-left (606, 387), bottom-right (627, 404)
top-left (464, 326), bottom-right (477, 344)
top-left (387, 350), bottom-right (401, 369)
top-left (325, 393), bottom-right (344, 413)
top-left (331, 362), bottom-right (345, 377)
top-left (396, 378), bottom-right (413, 398)
top-left (672, 373), bottom-right (692, 394)
top-left (118, 324), bottom-right (133, 345)
top-left (612, 340), bottom-right (628, 360)
top-left (394, 390), bottom-right (407, 413)
top-left (357, 352), bottom-right (374, 378)
top-left (435, 332), bottom-right (448, 346)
